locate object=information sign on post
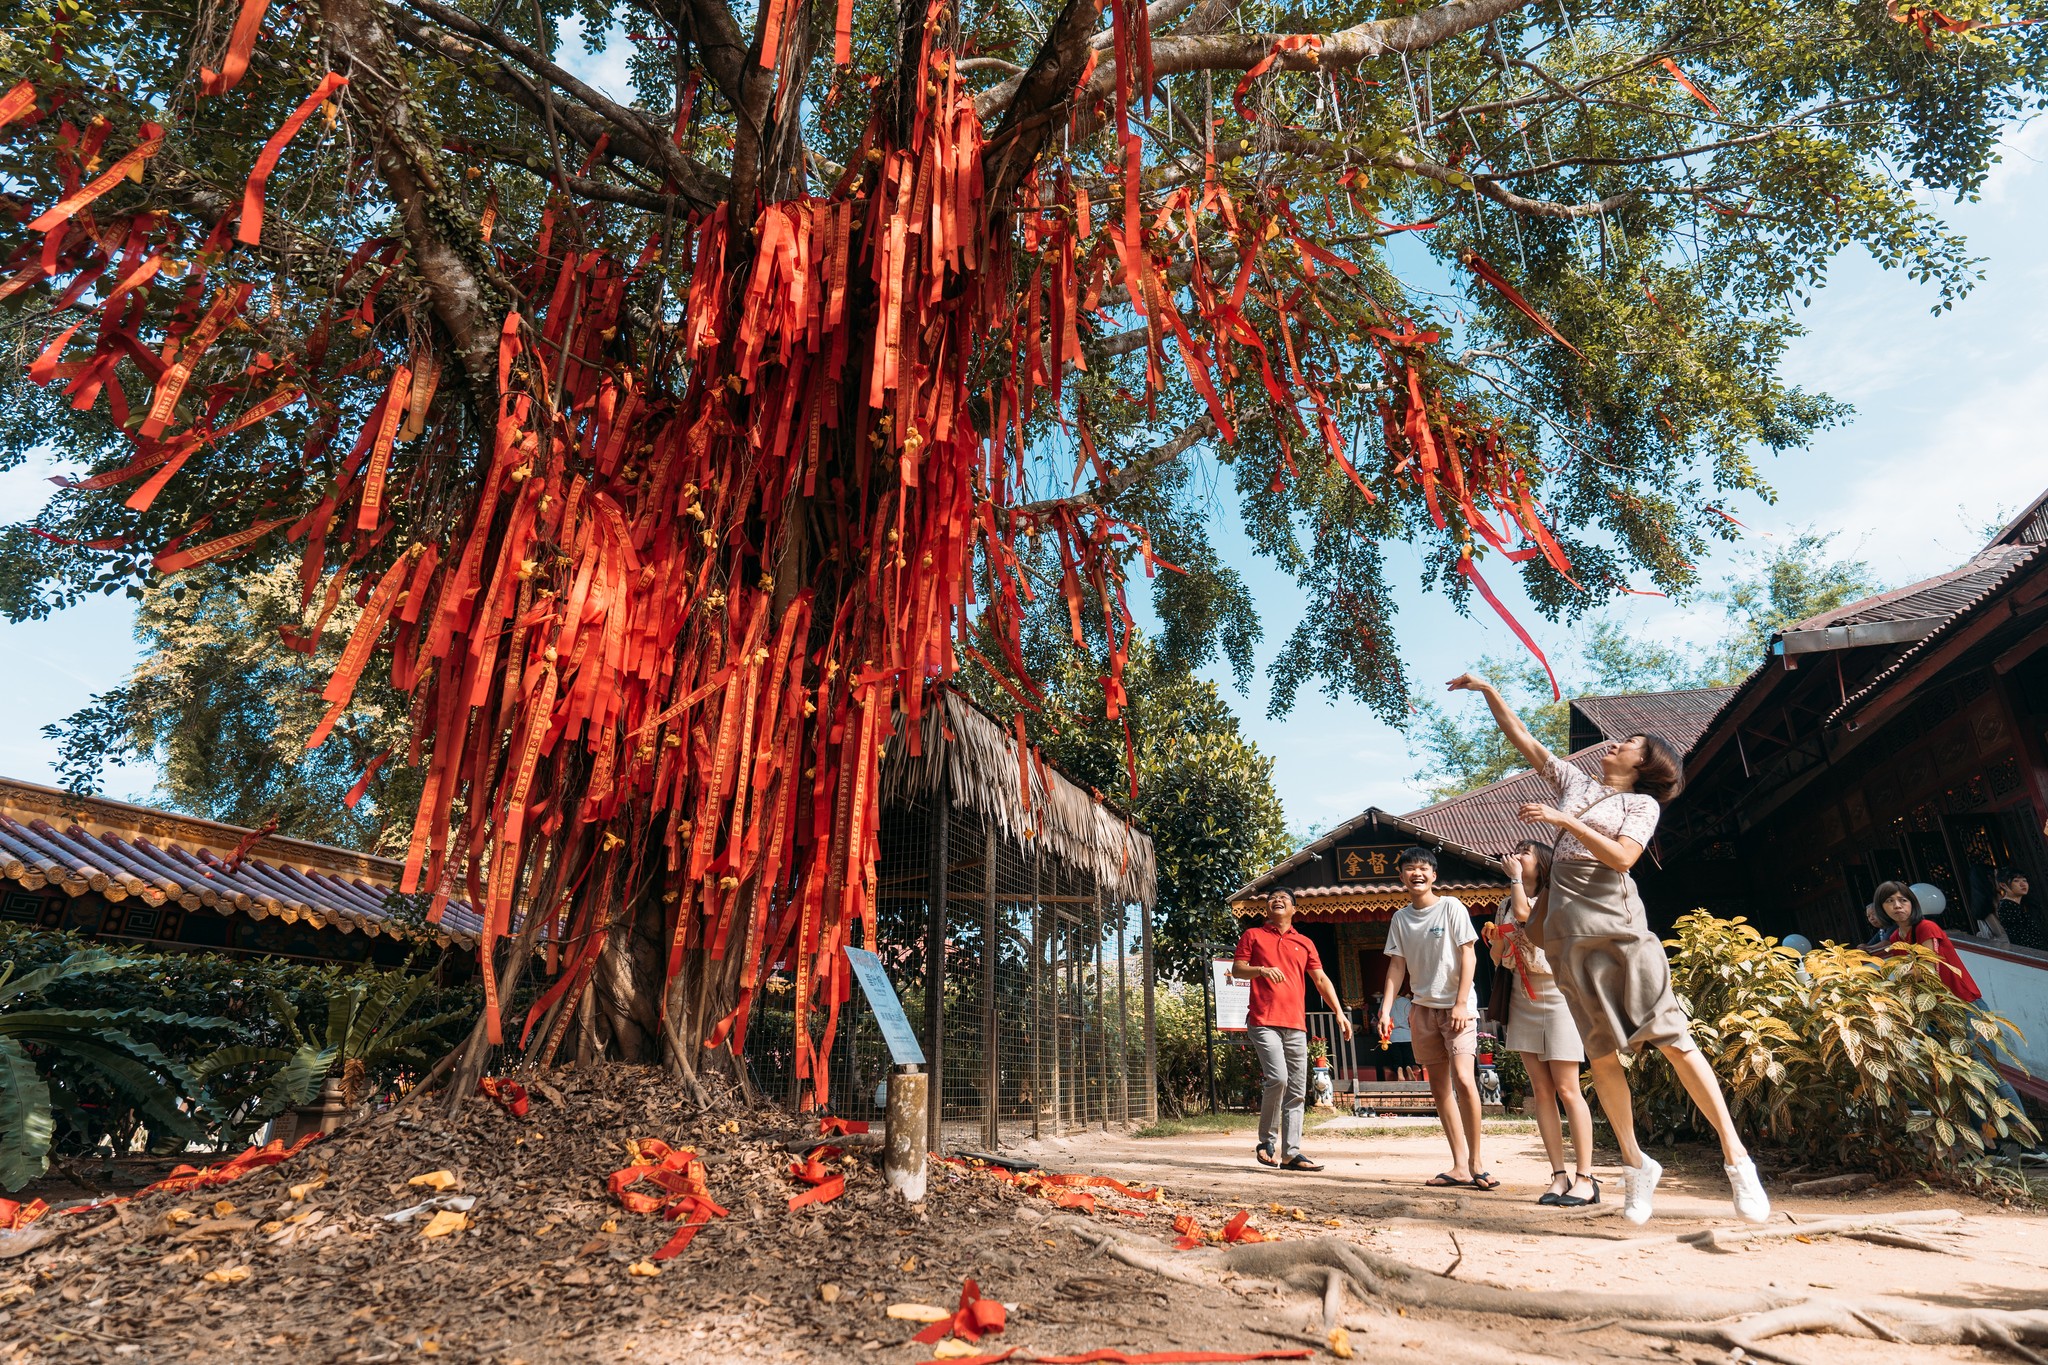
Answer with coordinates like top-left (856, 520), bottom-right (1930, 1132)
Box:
top-left (843, 946), bottom-right (927, 1066)
top-left (1210, 957), bottom-right (1251, 1032)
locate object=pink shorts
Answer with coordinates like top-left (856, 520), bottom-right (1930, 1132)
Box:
top-left (1408, 1005), bottom-right (1477, 1068)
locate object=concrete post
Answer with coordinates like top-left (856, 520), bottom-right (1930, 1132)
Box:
top-left (884, 1064), bottom-right (929, 1203)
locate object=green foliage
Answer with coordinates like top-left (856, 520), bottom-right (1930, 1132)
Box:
top-left (0, 0), bottom-right (2039, 736)
top-left (1410, 534), bottom-right (1885, 799)
top-left (44, 563), bottom-right (418, 854)
top-left (1629, 913), bottom-right (2040, 1176)
top-left (0, 926), bottom-right (476, 1186)
top-left (1151, 980), bottom-right (1263, 1116)
top-left (0, 945), bottom-right (215, 1189)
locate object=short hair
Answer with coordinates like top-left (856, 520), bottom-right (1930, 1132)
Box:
top-left (1266, 888), bottom-right (1295, 908)
top-left (1996, 866), bottom-right (2028, 891)
top-left (1872, 881), bottom-right (1921, 933)
top-left (1512, 838), bottom-right (1554, 893)
top-left (1395, 846), bottom-right (1438, 873)
top-left (1629, 734), bottom-right (1685, 804)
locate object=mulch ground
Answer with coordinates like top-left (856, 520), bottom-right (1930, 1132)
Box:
top-left (0, 1066), bottom-right (1349, 1364)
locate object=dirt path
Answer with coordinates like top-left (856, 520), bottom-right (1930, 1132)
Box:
top-left (3, 1089), bottom-right (2042, 1364)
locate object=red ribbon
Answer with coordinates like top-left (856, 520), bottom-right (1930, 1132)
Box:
top-left (912, 1278), bottom-right (1008, 1345)
top-left (239, 73), bottom-right (348, 246)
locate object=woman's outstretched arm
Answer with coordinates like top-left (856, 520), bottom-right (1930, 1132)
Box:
top-left (1447, 673), bottom-right (1552, 771)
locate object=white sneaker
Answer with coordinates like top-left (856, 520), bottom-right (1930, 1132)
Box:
top-left (1621, 1155), bottom-right (1662, 1225)
top-left (1726, 1157), bottom-right (1770, 1224)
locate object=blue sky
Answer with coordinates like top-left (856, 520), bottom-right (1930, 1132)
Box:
top-left (3, 62), bottom-right (2043, 834)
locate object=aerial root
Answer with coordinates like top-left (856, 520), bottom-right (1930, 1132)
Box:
top-left (1057, 1216), bottom-right (2048, 1363)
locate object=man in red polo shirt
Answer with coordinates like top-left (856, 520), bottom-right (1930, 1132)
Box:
top-left (1234, 889), bottom-right (1351, 1170)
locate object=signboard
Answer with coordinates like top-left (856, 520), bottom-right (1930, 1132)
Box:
top-left (1330, 844), bottom-right (1410, 882)
top-left (1210, 958), bottom-right (1251, 1032)
top-left (843, 947), bottom-right (926, 1066)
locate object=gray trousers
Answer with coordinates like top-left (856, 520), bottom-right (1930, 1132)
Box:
top-left (1249, 1024), bottom-right (1308, 1160)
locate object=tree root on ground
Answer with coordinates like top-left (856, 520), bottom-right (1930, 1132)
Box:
top-left (1053, 1216), bottom-right (2048, 1363)
top-left (1629, 1302), bottom-right (2048, 1365)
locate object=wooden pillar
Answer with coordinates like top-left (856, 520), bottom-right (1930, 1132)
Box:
top-left (1030, 850), bottom-right (1043, 1140)
top-left (1050, 883), bottom-right (1064, 1138)
top-left (1141, 893), bottom-right (1157, 1123)
top-left (925, 801), bottom-right (949, 1148)
top-left (1116, 892), bottom-right (1130, 1126)
top-left (1095, 889), bottom-right (1107, 1131)
top-left (983, 823), bottom-right (1000, 1151)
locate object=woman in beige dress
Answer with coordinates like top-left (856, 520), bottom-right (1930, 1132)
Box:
top-left (1449, 672), bottom-right (1768, 1226)
top-left (1488, 839), bottom-right (1598, 1206)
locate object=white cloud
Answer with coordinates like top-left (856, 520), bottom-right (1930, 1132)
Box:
top-left (556, 16), bottom-right (636, 106)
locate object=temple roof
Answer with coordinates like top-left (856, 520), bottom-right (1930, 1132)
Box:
top-left (0, 778), bottom-right (479, 947)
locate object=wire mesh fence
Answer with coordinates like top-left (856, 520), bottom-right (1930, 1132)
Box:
top-left (744, 789), bottom-right (1156, 1150)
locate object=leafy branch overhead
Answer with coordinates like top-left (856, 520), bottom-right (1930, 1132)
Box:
top-left (0, 0), bottom-right (2037, 1089)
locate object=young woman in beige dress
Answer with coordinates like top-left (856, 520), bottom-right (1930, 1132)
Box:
top-left (1488, 838), bottom-right (1599, 1206)
top-left (1449, 672), bottom-right (1769, 1226)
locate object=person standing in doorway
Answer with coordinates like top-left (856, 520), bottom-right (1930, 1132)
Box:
top-left (1234, 890), bottom-right (1352, 1171)
top-left (1447, 671), bottom-right (1770, 1226)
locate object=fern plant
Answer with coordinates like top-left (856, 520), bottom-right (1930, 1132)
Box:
top-left (192, 968), bottom-right (471, 1134)
top-left (1629, 913), bottom-right (2040, 1176)
top-left (0, 949), bottom-right (224, 1191)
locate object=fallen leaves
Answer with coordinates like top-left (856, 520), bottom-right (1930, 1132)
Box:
top-left (1328, 1325), bottom-right (1354, 1358)
top-left (818, 1282), bottom-right (841, 1303)
top-left (628, 1261), bottom-right (662, 1278)
top-left (287, 1175), bottom-right (326, 1201)
top-left (202, 1264), bottom-right (251, 1285)
top-left (420, 1210), bottom-right (470, 1238)
top-left (409, 1170), bottom-right (460, 1192)
top-left (1172, 1210), bottom-right (1266, 1250)
top-left (888, 1303), bottom-right (953, 1323)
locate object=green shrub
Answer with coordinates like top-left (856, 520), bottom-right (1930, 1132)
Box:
top-left (0, 925), bottom-right (477, 1184)
top-left (1629, 912), bottom-right (2039, 1175)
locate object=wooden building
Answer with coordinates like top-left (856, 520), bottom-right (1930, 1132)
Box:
top-left (1648, 495), bottom-right (2048, 949)
top-left (1226, 808), bottom-right (1510, 1021)
top-left (0, 777), bottom-right (477, 963)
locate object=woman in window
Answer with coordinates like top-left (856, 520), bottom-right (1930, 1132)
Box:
top-left (1449, 672), bottom-right (1768, 1226)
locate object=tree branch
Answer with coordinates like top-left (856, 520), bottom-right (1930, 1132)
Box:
top-left (391, 9), bottom-right (729, 207)
top-left (1013, 416), bottom-right (1217, 517)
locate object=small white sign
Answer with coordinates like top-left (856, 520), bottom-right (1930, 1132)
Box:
top-left (1212, 957), bottom-right (1251, 1032)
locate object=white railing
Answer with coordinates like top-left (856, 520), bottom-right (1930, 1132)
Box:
top-left (1304, 1011), bottom-right (1359, 1090)
top-left (1954, 938), bottom-right (2048, 1104)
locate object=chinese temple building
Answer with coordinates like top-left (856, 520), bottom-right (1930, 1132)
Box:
top-left (1225, 808), bottom-right (1509, 1018)
top-left (0, 777), bottom-right (478, 963)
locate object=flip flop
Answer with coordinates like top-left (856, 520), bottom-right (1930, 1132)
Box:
top-left (1424, 1172), bottom-right (1471, 1188)
top-left (1281, 1155), bottom-right (1325, 1172)
top-left (1255, 1142), bottom-right (1278, 1168)
top-left (1471, 1171), bottom-right (1502, 1191)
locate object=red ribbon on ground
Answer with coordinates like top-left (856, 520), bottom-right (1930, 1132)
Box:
top-left (912, 1277), bottom-right (1008, 1345)
top-left (477, 1076), bottom-right (530, 1117)
top-left (609, 1138), bottom-right (729, 1259)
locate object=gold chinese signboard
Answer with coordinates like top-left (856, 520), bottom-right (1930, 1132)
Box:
top-left (1329, 845), bottom-right (1411, 882)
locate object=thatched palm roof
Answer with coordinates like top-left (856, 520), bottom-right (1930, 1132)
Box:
top-left (880, 692), bottom-right (1156, 908)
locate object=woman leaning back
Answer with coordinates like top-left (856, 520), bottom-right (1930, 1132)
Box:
top-left (1448, 673), bottom-right (1769, 1225)
top-left (1488, 838), bottom-right (1601, 1206)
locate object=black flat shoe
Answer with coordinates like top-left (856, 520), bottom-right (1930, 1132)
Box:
top-left (1255, 1142), bottom-right (1278, 1168)
top-left (1556, 1174), bottom-right (1601, 1207)
top-left (1536, 1170), bottom-right (1570, 1206)
top-left (1281, 1155), bottom-right (1324, 1172)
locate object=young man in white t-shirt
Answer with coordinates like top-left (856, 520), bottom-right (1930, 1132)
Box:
top-left (1377, 846), bottom-right (1491, 1189)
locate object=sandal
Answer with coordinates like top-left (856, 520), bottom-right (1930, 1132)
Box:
top-left (1536, 1170), bottom-right (1570, 1206)
top-left (1280, 1155), bottom-right (1324, 1172)
top-left (1470, 1171), bottom-right (1502, 1192)
top-left (1556, 1174), bottom-right (1601, 1207)
top-left (1424, 1172), bottom-right (1471, 1188)
top-left (1255, 1142), bottom-right (1278, 1168)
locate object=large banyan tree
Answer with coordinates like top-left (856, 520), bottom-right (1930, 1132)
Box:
top-left (0, 0), bottom-right (2037, 1098)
